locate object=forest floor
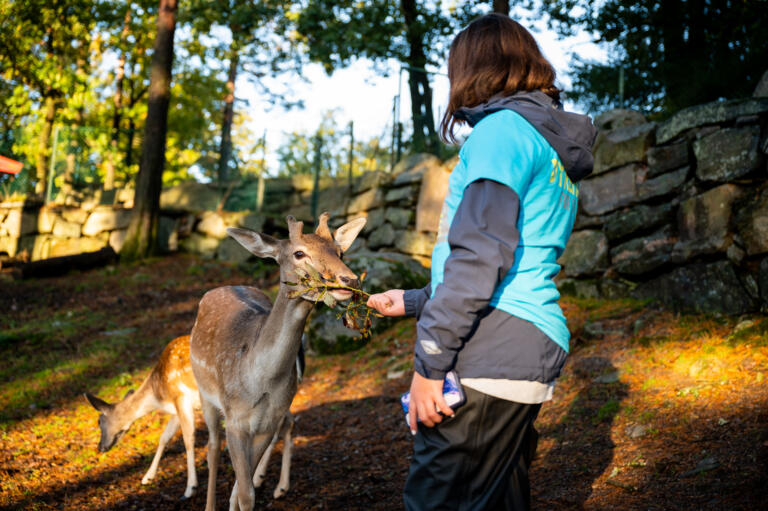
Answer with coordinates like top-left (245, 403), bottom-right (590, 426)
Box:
top-left (1, 253), bottom-right (767, 510)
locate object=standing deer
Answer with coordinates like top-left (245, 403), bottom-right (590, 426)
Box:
top-left (85, 334), bottom-right (308, 500)
top-left (190, 213), bottom-right (365, 511)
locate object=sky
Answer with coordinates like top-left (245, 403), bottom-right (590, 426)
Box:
top-left (233, 8), bottom-right (608, 176)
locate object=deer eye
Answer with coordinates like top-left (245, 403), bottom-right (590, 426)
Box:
top-left (293, 251), bottom-right (306, 259)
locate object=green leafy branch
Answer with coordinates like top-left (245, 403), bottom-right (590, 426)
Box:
top-left (286, 264), bottom-right (383, 338)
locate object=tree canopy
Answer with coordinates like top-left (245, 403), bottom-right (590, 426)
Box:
top-left (537, 0), bottom-right (768, 115)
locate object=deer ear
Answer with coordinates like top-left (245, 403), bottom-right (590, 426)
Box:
top-left (227, 228), bottom-right (280, 260)
top-left (333, 217), bottom-right (366, 252)
top-left (84, 393), bottom-right (112, 413)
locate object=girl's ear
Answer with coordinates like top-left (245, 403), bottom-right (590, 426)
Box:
top-left (226, 228), bottom-right (281, 260)
top-left (333, 217), bottom-right (367, 252)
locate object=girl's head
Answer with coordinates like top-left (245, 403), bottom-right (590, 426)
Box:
top-left (440, 14), bottom-right (559, 143)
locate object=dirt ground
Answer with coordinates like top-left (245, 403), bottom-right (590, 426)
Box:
top-left (1, 254), bottom-right (767, 510)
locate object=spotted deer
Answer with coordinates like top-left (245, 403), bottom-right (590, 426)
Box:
top-left (85, 334), bottom-right (307, 500)
top-left (84, 335), bottom-right (201, 499)
top-left (190, 213), bottom-right (365, 511)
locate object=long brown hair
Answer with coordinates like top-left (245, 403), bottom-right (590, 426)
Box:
top-left (440, 14), bottom-right (560, 144)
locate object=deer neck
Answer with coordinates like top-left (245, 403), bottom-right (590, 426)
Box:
top-left (113, 380), bottom-right (157, 427)
top-left (249, 285), bottom-right (313, 376)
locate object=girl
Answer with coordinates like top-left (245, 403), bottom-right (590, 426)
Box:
top-left (367, 13), bottom-right (596, 511)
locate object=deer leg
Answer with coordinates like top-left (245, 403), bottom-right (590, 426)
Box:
top-left (273, 413), bottom-right (294, 499)
top-left (201, 398), bottom-right (222, 511)
top-left (142, 414), bottom-right (179, 485)
top-left (177, 398), bottom-right (198, 499)
top-left (227, 427), bottom-right (268, 511)
top-left (252, 431), bottom-right (278, 489)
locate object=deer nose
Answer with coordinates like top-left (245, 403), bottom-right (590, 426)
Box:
top-left (339, 275), bottom-right (359, 289)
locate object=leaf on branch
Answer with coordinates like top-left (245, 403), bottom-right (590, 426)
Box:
top-left (304, 263), bottom-right (321, 281)
top-left (322, 293), bottom-right (337, 308)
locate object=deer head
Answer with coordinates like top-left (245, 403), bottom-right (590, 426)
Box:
top-left (226, 213), bottom-right (366, 302)
top-left (84, 390), bottom-right (134, 452)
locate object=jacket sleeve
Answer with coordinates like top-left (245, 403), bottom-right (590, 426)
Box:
top-left (413, 179), bottom-right (521, 380)
top-left (403, 284), bottom-right (431, 318)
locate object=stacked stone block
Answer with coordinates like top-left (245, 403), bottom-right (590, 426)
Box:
top-left (559, 94), bottom-right (768, 314)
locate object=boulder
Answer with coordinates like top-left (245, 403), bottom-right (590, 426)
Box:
top-left (217, 237), bottom-right (252, 264)
top-left (759, 257), bottom-right (768, 305)
top-left (354, 170), bottom-right (384, 194)
top-left (367, 222), bottom-right (396, 249)
top-left (348, 187), bottom-right (384, 214)
top-left (180, 233), bottom-right (219, 258)
top-left (693, 126), bottom-right (762, 182)
top-left (82, 207), bottom-right (131, 236)
top-left (52, 218), bottom-right (82, 238)
top-left (573, 211), bottom-right (605, 230)
top-left (196, 211), bottom-right (228, 239)
top-left (18, 235), bottom-right (51, 261)
top-left (160, 181), bottom-right (221, 212)
top-left (556, 278), bottom-right (600, 299)
top-left (592, 122), bottom-right (656, 174)
top-left (674, 184), bottom-right (743, 259)
top-left (395, 230), bottom-right (435, 257)
top-left (610, 225), bottom-right (677, 276)
top-left (0, 236), bottom-right (17, 257)
top-left (384, 184), bottom-right (419, 205)
top-left (594, 109), bottom-right (647, 131)
top-left (734, 185), bottom-right (768, 256)
top-left (1, 209), bottom-right (37, 238)
top-left (603, 203), bottom-right (674, 241)
top-left (579, 164), bottom-right (638, 216)
top-left (37, 208), bottom-right (57, 234)
top-left (60, 208), bottom-right (88, 224)
top-left (558, 230), bottom-right (609, 277)
top-left (49, 237), bottom-right (107, 258)
top-left (656, 97), bottom-right (768, 144)
top-left (384, 207), bottom-right (413, 229)
top-left (646, 142), bottom-right (689, 177)
top-left (637, 166), bottom-right (689, 201)
top-left (109, 229), bottom-right (127, 253)
top-left (392, 154), bottom-right (440, 183)
top-left (415, 158), bottom-right (451, 232)
top-left (633, 261), bottom-right (756, 315)
top-left (237, 213), bottom-right (265, 232)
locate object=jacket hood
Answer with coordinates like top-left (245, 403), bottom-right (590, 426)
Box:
top-left (454, 91), bottom-right (597, 182)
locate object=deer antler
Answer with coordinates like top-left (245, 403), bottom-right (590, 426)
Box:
top-left (315, 212), bottom-right (332, 241)
top-left (286, 215), bottom-right (304, 243)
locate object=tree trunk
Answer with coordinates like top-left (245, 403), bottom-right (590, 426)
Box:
top-left (62, 107), bottom-right (84, 196)
top-left (34, 95), bottom-right (56, 196)
top-left (400, 0), bottom-right (438, 154)
top-left (492, 0), bottom-right (510, 15)
top-left (121, 0), bottom-right (177, 261)
top-left (217, 42), bottom-right (239, 186)
top-left (105, 7), bottom-right (131, 191)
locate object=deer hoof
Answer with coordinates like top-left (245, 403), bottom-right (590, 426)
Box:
top-left (181, 486), bottom-right (197, 499)
top-left (140, 477), bottom-right (152, 485)
top-left (273, 487), bottom-right (287, 499)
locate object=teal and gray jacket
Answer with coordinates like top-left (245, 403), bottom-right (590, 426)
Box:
top-left (404, 91), bottom-right (596, 383)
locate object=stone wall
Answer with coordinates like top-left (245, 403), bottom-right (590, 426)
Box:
top-left (0, 154), bottom-right (453, 268)
top-left (558, 95), bottom-right (768, 314)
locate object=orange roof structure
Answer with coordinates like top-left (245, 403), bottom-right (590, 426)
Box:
top-left (0, 155), bottom-right (23, 175)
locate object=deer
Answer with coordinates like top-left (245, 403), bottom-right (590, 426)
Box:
top-left (190, 213), bottom-right (365, 511)
top-left (85, 334), bottom-right (309, 501)
top-left (84, 335), bottom-right (201, 499)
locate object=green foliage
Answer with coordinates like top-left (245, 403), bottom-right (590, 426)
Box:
top-left (276, 111), bottom-right (391, 176)
top-left (536, 0), bottom-right (768, 115)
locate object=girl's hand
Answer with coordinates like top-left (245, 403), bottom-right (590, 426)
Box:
top-left (408, 371), bottom-right (454, 434)
top-left (366, 289), bottom-right (405, 316)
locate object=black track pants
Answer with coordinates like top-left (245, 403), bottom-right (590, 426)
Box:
top-left (403, 386), bottom-right (541, 511)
